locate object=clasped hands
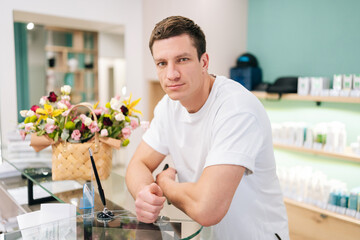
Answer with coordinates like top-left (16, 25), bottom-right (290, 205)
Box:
top-left (135, 167), bottom-right (176, 223)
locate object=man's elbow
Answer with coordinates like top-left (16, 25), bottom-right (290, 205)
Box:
top-left (192, 206), bottom-right (227, 227)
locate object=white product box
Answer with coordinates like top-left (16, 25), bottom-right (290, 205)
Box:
top-left (310, 77), bottom-right (330, 96)
top-left (350, 89), bottom-right (360, 97)
top-left (329, 89), bottom-right (340, 97)
top-left (343, 74), bottom-right (352, 90)
top-left (340, 89), bottom-right (350, 97)
top-left (353, 74), bottom-right (360, 90)
top-left (298, 77), bottom-right (310, 95)
top-left (333, 74), bottom-right (342, 91)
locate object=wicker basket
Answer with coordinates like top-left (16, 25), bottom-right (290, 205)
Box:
top-left (51, 103), bottom-right (113, 181)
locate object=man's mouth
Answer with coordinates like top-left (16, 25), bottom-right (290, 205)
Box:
top-left (167, 83), bottom-right (185, 90)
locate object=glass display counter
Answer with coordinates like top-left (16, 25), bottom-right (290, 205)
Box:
top-left (1, 154), bottom-right (203, 239)
top-left (2, 210), bottom-right (203, 239)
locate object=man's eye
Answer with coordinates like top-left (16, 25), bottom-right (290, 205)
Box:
top-left (157, 62), bottom-right (166, 67)
top-left (179, 58), bottom-right (189, 62)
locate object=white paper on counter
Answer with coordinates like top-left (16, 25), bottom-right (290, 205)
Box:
top-left (16, 210), bottom-right (42, 240)
top-left (17, 203), bottom-right (77, 240)
top-left (40, 203), bottom-right (77, 239)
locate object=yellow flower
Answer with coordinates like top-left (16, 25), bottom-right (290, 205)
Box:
top-left (36, 104), bottom-right (64, 123)
top-left (123, 93), bottom-right (142, 116)
top-left (93, 100), bottom-right (100, 109)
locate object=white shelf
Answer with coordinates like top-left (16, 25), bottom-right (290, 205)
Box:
top-left (274, 143), bottom-right (360, 163)
top-left (252, 91), bottom-right (360, 104)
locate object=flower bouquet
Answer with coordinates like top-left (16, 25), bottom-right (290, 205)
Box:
top-left (18, 85), bottom-right (144, 180)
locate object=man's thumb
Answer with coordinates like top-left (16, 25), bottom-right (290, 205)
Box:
top-left (149, 182), bottom-right (163, 197)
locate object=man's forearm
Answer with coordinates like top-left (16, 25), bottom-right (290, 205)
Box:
top-left (157, 175), bottom-right (211, 225)
top-left (125, 161), bottom-right (155, 199)
top-left (156, 165), bottom-right (245, 227)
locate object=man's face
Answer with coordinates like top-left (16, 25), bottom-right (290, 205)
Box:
top-left (152, 34), bottom-right (208, 105)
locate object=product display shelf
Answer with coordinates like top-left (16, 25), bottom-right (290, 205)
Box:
top-left (45, 45), bottom-right (97, 54)
top-left (252, 91), bottom-right (360, 104)
top-left (47, 67), bottom-right (98, 74)
top-left (45, 26), bottom-right (98, 102)
top-left (284, 197), bottom-right (360, 240)
top-left (273, 143), bottom-right (360, 163)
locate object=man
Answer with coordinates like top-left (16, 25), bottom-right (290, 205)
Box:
top-left (126, 16), bottom-right (289, 239)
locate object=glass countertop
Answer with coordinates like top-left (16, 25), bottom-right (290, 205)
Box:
top-left (1, 151), bottom-right (203, 239)
top-left (1, 210), bottom-right (203, 240)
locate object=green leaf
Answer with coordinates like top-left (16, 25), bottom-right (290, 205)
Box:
top-left (54, 131), bottom-right (59, 142)
top-left (110, 129), bottom-right (121, 138)
top-left (37, 130), bottom-right (46, 136)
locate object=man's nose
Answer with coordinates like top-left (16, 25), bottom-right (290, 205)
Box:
top-left (166, 63), bottom-right (180, 80)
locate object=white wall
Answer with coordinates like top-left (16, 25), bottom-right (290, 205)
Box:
top-left (0, 0), bottom-right (144, 147)
top-left (142, 0), bottom-right (248, 81)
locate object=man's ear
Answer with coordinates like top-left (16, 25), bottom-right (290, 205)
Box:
top-left (200, 53), bottom-right (209, 72)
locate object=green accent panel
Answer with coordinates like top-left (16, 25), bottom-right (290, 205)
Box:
top-left (65, 33), bottom-right (72, 47)
top-left (64, 73), bottom-right (74, 87)
top-left (14, 22), bottom-right (30, 122)
top-left (68, 52), bottom-right (75, 59)
top-left (248, 0), bottom-right (360, 82)
top-left (78, 53), bottom-right (85, 69)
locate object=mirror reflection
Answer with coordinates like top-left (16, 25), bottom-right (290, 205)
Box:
top-left (5, 12), bottom-right (126, 169)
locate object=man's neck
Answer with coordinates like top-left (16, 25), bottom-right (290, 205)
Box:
top-left (182, 73), bottom-right (215, 113)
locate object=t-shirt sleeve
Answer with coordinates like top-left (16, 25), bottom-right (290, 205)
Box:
top-left (204, 112), bottom-right (263, 175)
top-left (142, 100), bottom-right (169, 156)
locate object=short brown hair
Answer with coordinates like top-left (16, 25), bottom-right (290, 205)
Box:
top-left (149, 16), bottom-right (206, 60)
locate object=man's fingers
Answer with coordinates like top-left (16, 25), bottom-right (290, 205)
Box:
top-left (135, 197), bottom-right (164, 214)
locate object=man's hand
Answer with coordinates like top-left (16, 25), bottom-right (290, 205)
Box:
top-left (156, 167), bottom-right (176, 187)
top-left (135, 182), bottom-right (166, 223)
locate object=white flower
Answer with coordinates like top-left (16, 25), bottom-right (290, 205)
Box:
top-left (26, 110), bottom-right (35, 117)
top-left (20, 110), bottom-right (28, 118)
top-left (61, 95), bottom-right (70, 101)
top-left (84, 117), bottom-right (93, 126)
top-left (61, 85), bottom-right (72, 95)
top-left (110, 98), bottom-right (121, 111)
top-left (100, 129), bottom-right (108, 137)
top-left (57, 102), bottom-right (68, 109)
top-left (46, 118), bottom-right (55, 125)
top-left (115, 113), bottom-right (125, 121)
top-left (39, 96), bottom-right (47, 105)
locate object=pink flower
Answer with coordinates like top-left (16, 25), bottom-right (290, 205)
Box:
top-left (115, 95), bottom-right (121, 100)
top-left (102, 107), bottom-right (109, 114)
top-left (89, 121), bottom-right (100, 133)
top-left (94, 108), bottom-right (103, 115)
top-left (62, 109), bottom-right (71, 117)
top-left (25, 123), bottom-right (34, 132)
top-left (100, 129), bottom-right (108, 137)
top-left (60, 99), bottom-right (71, 109)
top-left (30, 105), bottom-right (39, 112)
top-left (45, 124), bottom-right (57, 134)
top-left (71, 130), bottom-right (81, 141)
top-left (122, 127), bottom-right (131, 139)
top-left (19, 130), bottom-right (26, 140)
top-left (80, 114), bottom-right (87, 122)
top-left (130, 119), bottom-right (139, 129)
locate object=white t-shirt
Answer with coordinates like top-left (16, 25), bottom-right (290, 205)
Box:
top-left (143, 76), bottom-right (289, 240)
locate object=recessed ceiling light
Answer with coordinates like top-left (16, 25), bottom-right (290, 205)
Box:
top-left (27, 22), bottom-right (34, 30)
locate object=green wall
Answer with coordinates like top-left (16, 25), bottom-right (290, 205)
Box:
top-left (248, 0), bottom-right (360, 82)
top-left (247, 1), bottom-right (360, 190)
